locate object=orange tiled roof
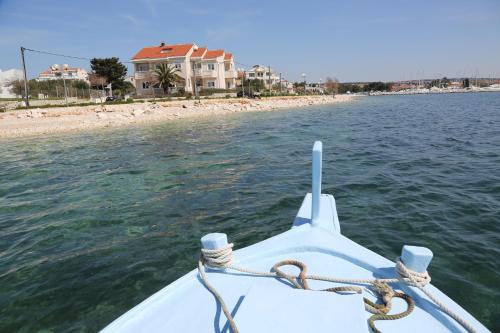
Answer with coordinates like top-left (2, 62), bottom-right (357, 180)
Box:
top-left (132, 43), bottom-right (194, 60)
top-left (203, 49), bottom-right (224, 59)
top-left (191, 47), bottom-right (207, 58)
top-left (224, 53), bottom-right (233, 60)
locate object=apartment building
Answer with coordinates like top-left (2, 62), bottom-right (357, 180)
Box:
top-left (37, 65), bottom-right (88, 82)
top-left (131, 42), bottom-right (237, 96)
top-left (246, 65), bottom-right (280, 88)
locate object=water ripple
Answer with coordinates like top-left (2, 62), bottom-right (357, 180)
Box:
top-left (0, 93), bottom-right (499, 332)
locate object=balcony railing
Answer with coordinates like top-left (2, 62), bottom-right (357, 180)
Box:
top-left (194, 69), bottom-right (217, 77)
top-left (225, 70), bottom-right (237, 79)
top-left (134, 71), bottom-right (149, 80)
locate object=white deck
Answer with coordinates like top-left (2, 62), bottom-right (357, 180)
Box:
top-left (101, 193), bottom-right (490, 332)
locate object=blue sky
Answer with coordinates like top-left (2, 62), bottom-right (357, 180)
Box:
top-left (0, 0), bottom-right (499, 82)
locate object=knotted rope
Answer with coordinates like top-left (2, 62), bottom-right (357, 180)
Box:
top-left (198, 244), bottom-right (476, 333)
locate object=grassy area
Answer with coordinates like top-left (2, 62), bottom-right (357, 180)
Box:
top-left (13, 98), bottom-right (139, 110)
top-left (7, 94), bottom-right (327, 111)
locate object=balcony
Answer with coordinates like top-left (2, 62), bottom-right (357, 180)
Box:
top-left (194, 69), bottom-right (217, 78)
top-left (134, 71), bottom-right (149, 80)
top-left (225, 70), bottom-right (237, 79)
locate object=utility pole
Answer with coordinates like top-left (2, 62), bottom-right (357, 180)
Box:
top-left (61, 67), bottom-right (68, 106)
top-left (241, 70), bottom-right (245, 97)
top-left (279, 73), bottom-right (282, 94)
top-left (20, 47), bottom-right (29, 108)
top-left (268, 65), bottom-right (272, 95)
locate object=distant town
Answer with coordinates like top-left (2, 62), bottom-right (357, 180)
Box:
top-left (1, 41), bottom-right (500, 107)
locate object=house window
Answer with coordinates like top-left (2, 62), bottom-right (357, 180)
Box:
top-left (207, 81), bottom-right (215, 88)
top-left (174, 63), bottom-right (182, 69)
top-left (155, 64), bottom-right (162, 70)
top-left (137, 63), bottom-right (149, 72)
top-left (142, 81), bottom-right (150, 89)
top-left (248, 73), bottom-right (255, 77)
top-left (195, 63), bottom-right (201, 69)
top-left (226, 82), bottom-right (231, 89)
top-left (207, 63), bottom-right (215, 70)
top-left (257, 72), bottom-right (263, 77)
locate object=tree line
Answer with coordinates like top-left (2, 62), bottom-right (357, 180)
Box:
top-left (8, 57), bottom-right (134, 99)
top-left (9, 79), bottom-right (91, 99)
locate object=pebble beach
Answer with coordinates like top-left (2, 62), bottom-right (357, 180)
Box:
top-left (0, 95), bottom-right (355, 139)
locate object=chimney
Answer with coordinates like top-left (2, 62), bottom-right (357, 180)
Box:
top-left (160, 41), bottom-right (166, 47)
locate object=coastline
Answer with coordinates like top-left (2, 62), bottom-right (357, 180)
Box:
top-left (0, 95), bottom-right (356, 139)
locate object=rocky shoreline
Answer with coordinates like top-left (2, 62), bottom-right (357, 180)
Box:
top-left (0, 95), bottom-right (356, 139)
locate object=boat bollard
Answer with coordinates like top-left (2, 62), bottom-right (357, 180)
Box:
top-left (201, 233), bottom-right (228, 250)
top-left (311, 141), bottom-right (322, 226)
top-left (401, 245), bottom-right (433, 272)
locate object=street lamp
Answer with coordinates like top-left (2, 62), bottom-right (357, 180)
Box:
top-left (301, 73), bottom-right (306, 95)
top-left (52, 64), bottom-right (69, 106)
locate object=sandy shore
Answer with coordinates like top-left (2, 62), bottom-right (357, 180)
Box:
top-left (0, 95), bottom-right (356, 139)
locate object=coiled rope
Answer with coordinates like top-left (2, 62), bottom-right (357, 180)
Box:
top-left (198, 243), bottom-right (476, 333)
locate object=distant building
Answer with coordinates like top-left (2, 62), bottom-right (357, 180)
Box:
top-left (131, 42), bottom-right (237, 96)
top-left (449, 81), bottom-right (463, 89)
top-left (390, 82), bottom-right (416, 92)
top-left (281, 80), bottom-right (294, 93)
top-left (305, 83), bottom-right (324, 94)
top-left (235, 70), bottom-right (246, 87)
top-left (37, 65), bottom-right (89, 82)
top-left (246, 65), bottom-right (280, 88)
top-left (124, 76), bottom-right (136, 88)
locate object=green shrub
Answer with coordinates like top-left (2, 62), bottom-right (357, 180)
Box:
top-left (199, 88), bottom-right (237, 96)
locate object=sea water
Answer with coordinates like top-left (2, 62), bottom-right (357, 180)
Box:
top-left (1, 93), bottom-right (499, 332)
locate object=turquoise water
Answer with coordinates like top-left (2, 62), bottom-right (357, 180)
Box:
top-left (1, 93), bottom-right (499, 332)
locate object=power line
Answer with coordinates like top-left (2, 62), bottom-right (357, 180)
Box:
top-left (22, 47), bottom-right (134, 63)
top-left (23, 47), bottom-right (92, 61)
top-left (234, 61), bottom-right (253, 69)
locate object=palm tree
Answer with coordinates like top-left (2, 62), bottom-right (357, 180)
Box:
top-left (154, 62), bottom-right (181, 95)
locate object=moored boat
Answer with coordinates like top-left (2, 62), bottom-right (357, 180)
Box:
top-left (101, 141), bottom-right (490, 333)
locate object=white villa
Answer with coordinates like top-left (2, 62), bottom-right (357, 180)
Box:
top-left (37, 65), bottom-right (88, 82)
top-left (131, 42), bottom-right (237, 96)
top-left (246, 65), bottom-right (280, 88)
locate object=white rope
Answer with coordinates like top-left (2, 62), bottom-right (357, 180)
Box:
top-left (198, 244), bottom-right (476, 333)
top-left (201, 243), bottom-right (235, 268)
top-left (197, 258), bottom-right (239, 333)
top-left (395, 257), bottom-right (477, 333)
